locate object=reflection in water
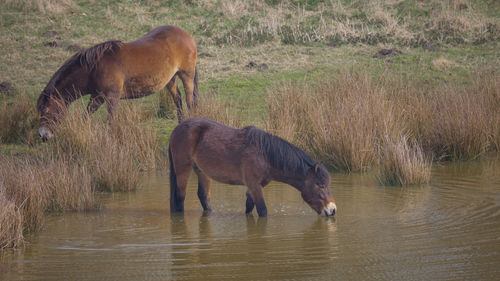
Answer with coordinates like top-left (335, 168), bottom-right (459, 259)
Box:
top-left (1, 159), bottom-right (500, 280)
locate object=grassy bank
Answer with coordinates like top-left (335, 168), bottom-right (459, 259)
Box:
top-left (1, 0), bottom-right (499, 248)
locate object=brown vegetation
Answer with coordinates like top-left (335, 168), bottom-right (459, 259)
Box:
top-left (267, 71), bottom-right (400, 172)
top-left (49, 102), bottom-right (160, 191)
top-left (0, 102), bottom-right (161, 248)
top-left (0, 156), bottom-right (95, 249)
top-left (266, 70), bottom-right (499, 181)
top-left (0, 93), bottom-right (38, 144)
top-left (199, 0), bottom-right (499, 47)
top-left (0, 0), bottom-right (77, 14)
top-left (0, 190), bottom-right (23, 249)
top-left (193, 93), bottom-right (247, 129)
top-left (376, 135), bottom-right (432, 186)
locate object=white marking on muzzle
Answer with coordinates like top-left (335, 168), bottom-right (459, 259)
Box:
top-left (321, 202), bottom-right (337, 216)
top-left (39, 127), bottom-right (54, 140)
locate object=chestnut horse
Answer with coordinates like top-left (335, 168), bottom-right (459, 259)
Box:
top-left (37, 25), bottom-right (198, 141)
top-left (168, 118), bottom-right (337, 217)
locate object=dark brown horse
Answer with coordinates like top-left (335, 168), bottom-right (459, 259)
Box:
top-left (168, 118), bottom-right (337, 217)
top-left (37, 25), bottom-right (198, 140)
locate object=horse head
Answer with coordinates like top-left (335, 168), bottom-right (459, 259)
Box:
top-left (301, 162), bottom-right (337, 216)
top-left (37, 87), bottom-right (71, 141)
top-left (37, 55), bottom-right (89, 141)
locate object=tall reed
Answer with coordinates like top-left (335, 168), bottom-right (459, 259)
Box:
top-left (49, 103), bottom-right (160, 191)
top-left (267, 71), bottom-right (401, 172)
top-left (0, 101), bottom-right (162, 248)
top-left (193, 93), bottom-right (247, 128)
top-left (266, 69), bottom-right (499, 182)
top-left (0, 190), bottom-right (23, 249)
top-left (376, 135), bottom-right (432, 186)
top-left (0, 156), bottom-right (96, 248)
top-left (397, 73), bottom-right (500, 160)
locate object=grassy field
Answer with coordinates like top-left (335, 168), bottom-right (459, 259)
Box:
top-left (0, 0), bottom-right (499, 248)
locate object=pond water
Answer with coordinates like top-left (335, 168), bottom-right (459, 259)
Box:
top-left (1, 159), bottom-right (499, 280)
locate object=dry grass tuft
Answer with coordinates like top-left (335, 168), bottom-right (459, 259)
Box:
top-left (0, 101), bottom-right (161, 248)
top-left (267, 69), bottom-right (499, 172)
top-left (420, 74), bottom-right (499, 160)
top-left (376, 135), bottom-right (432, 186)
top-left (0, 0), bottom-right (78, 14)
top-left (0, 190), bottom-right (23, 249)
top-left (267, 71), bottom-right (401, 172)
top-left (0, 93), bottom-right (38, 144)
top-left (426, 1), bottom-right (499, 44)
top-left (431, 57), bottom-right (459, 70)
top-left (0, 156), bottom-right (96, 248)
top-left (193, 93), bottom-right (247, 129)
top-left (49, 103), bottom-right (159, 191)
top-left (198, 0), bottom-right (499, 47)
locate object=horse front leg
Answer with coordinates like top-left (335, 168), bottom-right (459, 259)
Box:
top-left (246, 183), bottom-right (267, 217)
top-left (245, 191), bottom-right (255, 215)
top-left (85, 95), bottom-right (105, 117)
top-left (105, 93), bottom-right (120, 123)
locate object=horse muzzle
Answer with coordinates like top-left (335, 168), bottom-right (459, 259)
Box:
top-left (39, 127), bottom-right (54, 142)
top-left (320, 202), bottom-right (337, 216)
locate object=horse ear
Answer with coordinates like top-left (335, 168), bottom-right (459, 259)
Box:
top-left (314, 162), bottom-right (320, 174)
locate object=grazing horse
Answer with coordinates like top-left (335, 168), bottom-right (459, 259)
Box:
top-left (37, 25), bottom-right (198, 141)
top-left (168, 118), bottom-right (337, 217)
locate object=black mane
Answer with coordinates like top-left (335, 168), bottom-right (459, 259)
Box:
top-left (245, 126), bottom-right (317, 175)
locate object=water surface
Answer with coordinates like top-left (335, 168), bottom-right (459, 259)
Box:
top-left (1, 159), bottom-right (499, 280)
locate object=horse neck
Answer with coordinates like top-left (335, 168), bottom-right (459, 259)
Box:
top-left (52, 88), bottom-right (81, 107)
top-left (57, 77), bottom-right (89, 106)
top-left (270, 167), bottom-right (306, 191)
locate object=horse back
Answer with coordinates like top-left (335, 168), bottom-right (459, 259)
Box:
top-left (123, 26), bottom-right (196, 74)
top-left (93, 26), bottom-right (197, 98)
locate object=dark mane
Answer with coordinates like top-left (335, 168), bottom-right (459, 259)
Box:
top-left (38, 40), bottom-right (123, 112)
top-left (78, 40), bottom-right (123, 71)
top-left (245, 126), bottom-right (317, 175)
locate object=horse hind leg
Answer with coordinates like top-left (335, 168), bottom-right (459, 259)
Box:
top-left (178, 70), bottom-right (196, 115)
top-left (193, 164), bottom-right (212, 212)
top-left (166, 77), bottom-right (184, 122)
top-left (169, 147), bottom-right (192, 213)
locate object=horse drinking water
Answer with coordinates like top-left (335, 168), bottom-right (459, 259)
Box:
top-left (37, 25), bottom-right (198, 141)
top-left (168, 118), bottom-right (337, 217)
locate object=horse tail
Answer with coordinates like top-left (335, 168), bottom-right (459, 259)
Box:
top-left (169, 145), bottom-right (179, 212)
top-left (193, 66), bottom-right (199, 107)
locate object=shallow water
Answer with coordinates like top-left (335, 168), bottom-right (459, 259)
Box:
top-left (1, 159), bottom-right (499, 280)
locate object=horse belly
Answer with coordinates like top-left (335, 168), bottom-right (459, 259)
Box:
top-left (193, 148), bottom-right (244, 185)
top-left (123, 75), bottom-right (169, 98)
